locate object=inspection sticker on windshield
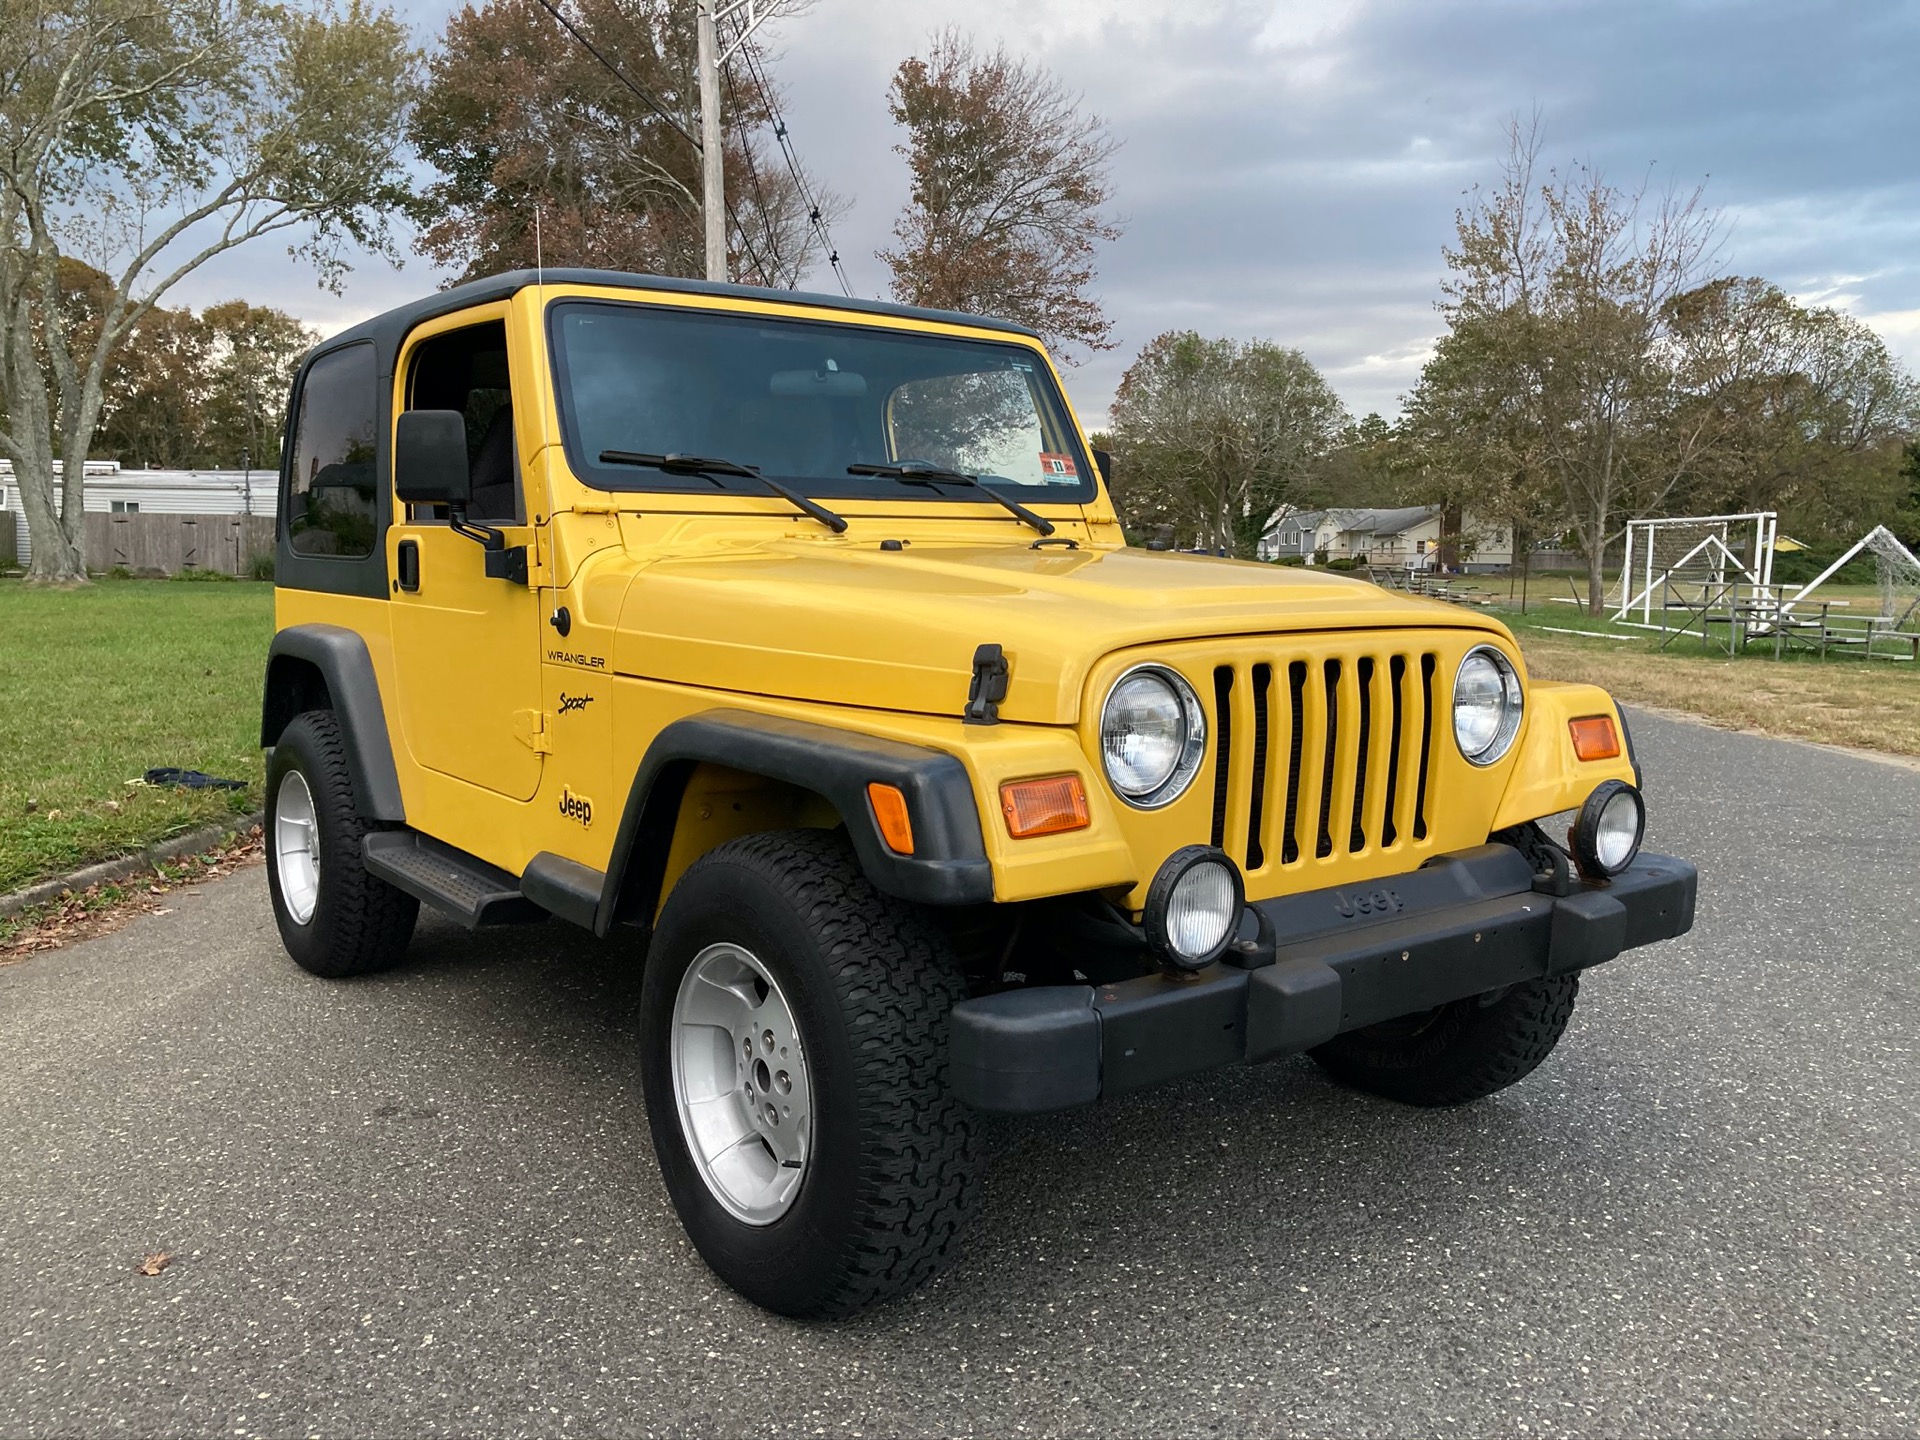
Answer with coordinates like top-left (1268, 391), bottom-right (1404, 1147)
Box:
top-left (1038, 453), bottom-right (1077, 479)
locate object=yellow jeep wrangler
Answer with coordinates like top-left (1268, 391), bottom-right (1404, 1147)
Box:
top-left (261, 269), bottom-right (1696, 1317)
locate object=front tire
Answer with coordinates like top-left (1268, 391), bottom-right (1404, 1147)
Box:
top-left (1309, 975), bottom-right (1580, 1106)
top-left (640, 829), bottom-right (979, 1318)
top-left (265, 710), bottom-right (418, 978)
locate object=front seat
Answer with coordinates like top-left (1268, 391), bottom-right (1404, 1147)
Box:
top-left (468, 404), bottom-right (517, 522)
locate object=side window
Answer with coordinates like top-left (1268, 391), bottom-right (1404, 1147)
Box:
top-left (405, 320), bottom-right (520, 524)
top-left (286, 344), bottom-right (378, 558)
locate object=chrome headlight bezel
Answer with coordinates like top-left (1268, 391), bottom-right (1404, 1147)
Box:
top-left (1453, 644), bottom-right (1524, 766)
top-left (1099, 663), bottom-right (1207, 809)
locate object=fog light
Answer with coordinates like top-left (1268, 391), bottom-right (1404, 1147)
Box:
top-left (1143, 845), bottom-right (1244, 972)
top-left (1571, 780), bottom-right (1644, 879)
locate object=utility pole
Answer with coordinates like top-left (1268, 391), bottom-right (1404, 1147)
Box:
top-left (696, 0), bottom-right (777, 284)
top-left (695, 0), bottom-right (726, 281)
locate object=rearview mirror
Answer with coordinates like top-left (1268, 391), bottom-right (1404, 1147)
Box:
top-left (394, 409), bottom-right (471, 507)
top-left (1091, 448), bottom-right (1115, 485)
top-left (770, 368), bottom-right (868, 398)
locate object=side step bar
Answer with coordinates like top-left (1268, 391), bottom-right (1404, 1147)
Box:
top-left (362, 831), bottom-right (546, 929)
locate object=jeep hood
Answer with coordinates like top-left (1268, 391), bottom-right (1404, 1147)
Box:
top-left (610, 541), bottom-right (1501, 725)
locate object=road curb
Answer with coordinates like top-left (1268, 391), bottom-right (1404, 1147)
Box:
top-left (0, 811), bottom-right (266, 920)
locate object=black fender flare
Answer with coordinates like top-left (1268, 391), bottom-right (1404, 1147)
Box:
top-left (589, 708), bottom-right (994, 934)
top-left (260, 624), bottom-right (406, 822)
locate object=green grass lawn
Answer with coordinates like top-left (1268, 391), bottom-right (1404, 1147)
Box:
top-left (0, 579), bottom-right (274, 894)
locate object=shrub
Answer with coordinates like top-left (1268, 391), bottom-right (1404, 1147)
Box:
top-left (248, 552), bottom-right (275, 582)
top-left (1770, 547), bottom-right (1875, 586)
top-left (170, 566), bottom-right (237, 583)
top-left (1273, 554), bottom-right (1306, 567)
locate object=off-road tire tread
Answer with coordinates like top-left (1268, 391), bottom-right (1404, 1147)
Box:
top-left (1310, 974), bottom-right (1580, 1107)
top-left (662, 829), bottom-right (978, 1318)
top-left (268, 710), bottom-right (417, 979)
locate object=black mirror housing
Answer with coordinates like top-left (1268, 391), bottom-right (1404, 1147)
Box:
top-left (395, 409), bottom-right (471, 507)
top-left (1091, 447), bottom-right (1115, 485)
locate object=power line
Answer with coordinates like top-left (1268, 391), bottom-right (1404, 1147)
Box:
top-left (530, 0), bottom-right (776, 286)
top-left (531, 0), bottom-right (693, 148)
top-left (736, 37), bottom-right (855, 297)
top-left (720, 55), bottom-right (789, 284)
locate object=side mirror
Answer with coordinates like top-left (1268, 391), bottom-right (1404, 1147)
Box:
top-left (394, 409), bottom-right (471, 507)
top-left (1091, 447), bottom-right (1115, 486)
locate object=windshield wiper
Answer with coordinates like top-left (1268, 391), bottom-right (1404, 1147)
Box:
top-left (847, 461), bottom-right (1055, 536)
top-left (598, 450), bottom-right (847, 534)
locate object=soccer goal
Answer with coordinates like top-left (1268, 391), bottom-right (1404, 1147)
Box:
top-left (1782, 525), bottom-right (1920, 629)
top-left (1614, 512), bottom-right (1778, 625)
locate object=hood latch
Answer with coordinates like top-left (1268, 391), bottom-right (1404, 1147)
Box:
top-left (964, 643), bottom-right (1011, 726)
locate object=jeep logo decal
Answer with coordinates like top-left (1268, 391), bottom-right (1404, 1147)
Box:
top-left (1333, 887), bottom-right (1402, 919)
top-left (558, 787), bottom-right (594, 827)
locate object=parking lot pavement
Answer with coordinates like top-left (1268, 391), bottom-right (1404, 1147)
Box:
top-left (1, 709), bottom-right (1916, 1438)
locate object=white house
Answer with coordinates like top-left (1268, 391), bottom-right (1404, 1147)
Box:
top-left (1259, 505), bottom-right (1443, 566)
top-left (1, 460), bottom-right (277, 568)
top-left (1259, 504), bottom-right (1516, 573)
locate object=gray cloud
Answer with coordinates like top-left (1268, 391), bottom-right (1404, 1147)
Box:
top-left (167, 0), bottom-right (1920, 424)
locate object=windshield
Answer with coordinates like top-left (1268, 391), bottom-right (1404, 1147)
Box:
top-left (547, 300), bottom-right (1097, 505)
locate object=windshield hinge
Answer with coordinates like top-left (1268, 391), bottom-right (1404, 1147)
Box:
top-left (513, 709), bottom-right (553, 754)
top-left (964, 643), bottom-right (1010, 725)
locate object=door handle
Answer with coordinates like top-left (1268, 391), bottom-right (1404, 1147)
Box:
top-left (396, 538), bottom-right (420, 592)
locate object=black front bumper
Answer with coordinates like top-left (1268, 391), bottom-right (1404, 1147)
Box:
top-left (949, 845), bottom-right (1697, 1113)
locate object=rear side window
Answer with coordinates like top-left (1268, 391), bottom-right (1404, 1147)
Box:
top-left (285, 344), bottom-right (378, 558)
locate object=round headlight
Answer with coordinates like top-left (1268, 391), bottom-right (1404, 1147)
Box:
top-left (1143, 845), bottom-right (1244, 971)
top-left (1453, 645), bottom-right (1524, 765)
top-left (1572, 779), bottom-right (1645, 878)
top-left (1100, 665), bottom-right (1206, 808)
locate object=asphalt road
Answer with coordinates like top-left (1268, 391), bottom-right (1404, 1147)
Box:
top-left (2, 710), bottom-right (1916, 1438)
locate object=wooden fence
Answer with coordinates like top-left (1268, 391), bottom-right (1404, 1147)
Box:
top-left (85, 512), bottom-right (275, 576)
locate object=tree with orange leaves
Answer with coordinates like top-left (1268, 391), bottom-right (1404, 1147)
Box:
top-left (410, 0), bottom-right (837, 288)
top-left (880, 31), bottom-right (1123, 362)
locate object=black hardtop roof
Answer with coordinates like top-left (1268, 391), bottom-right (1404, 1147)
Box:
top-left (323, 269), bottom-right (1042, 358)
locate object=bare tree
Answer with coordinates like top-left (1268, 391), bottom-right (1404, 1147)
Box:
top-left (880, 30), bottom-right (1123, 361)
top-left (1441, 118), bottom-right (1721, 612)
top-left (0, 0), bottom-right (418, 583)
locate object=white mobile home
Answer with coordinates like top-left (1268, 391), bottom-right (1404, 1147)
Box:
top-left (1, 461), bottom-right (277, 569)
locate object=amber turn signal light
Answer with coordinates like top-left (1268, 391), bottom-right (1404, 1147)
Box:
top-left (1568, 715), bottom-right (1622, 762)
top-left (866, 782), bottom-right (915, 854)
top-left (1000, 775), bottom-right (1091, 838)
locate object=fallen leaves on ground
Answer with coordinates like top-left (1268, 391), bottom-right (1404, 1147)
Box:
top-left (137, 1252), bottom-right (173, 1277)
top-left (0, 826), bottom-right (264, 964)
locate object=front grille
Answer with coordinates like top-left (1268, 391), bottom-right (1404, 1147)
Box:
top-left (1207, 648), bottom-right (1437, 873)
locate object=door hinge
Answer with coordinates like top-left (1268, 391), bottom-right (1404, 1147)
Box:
top-left (513, 709), bottom-right (553, 754)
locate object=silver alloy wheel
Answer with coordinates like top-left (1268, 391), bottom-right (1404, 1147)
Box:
top-left (670, 942), bottom-right (812, 1225)
top-left (274, 769), bottom-right (322, 926)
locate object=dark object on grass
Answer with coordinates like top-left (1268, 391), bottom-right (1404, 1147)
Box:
top-left (144, 768), bottom-right (247, 792)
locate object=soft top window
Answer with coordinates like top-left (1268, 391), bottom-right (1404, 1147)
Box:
top-left (284, 343), bottom-right (378, 559)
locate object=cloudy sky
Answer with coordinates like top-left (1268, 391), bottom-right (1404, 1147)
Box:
top-left (173, 0), bottom-right (1920, 424)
